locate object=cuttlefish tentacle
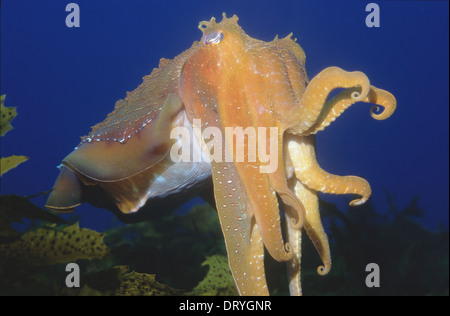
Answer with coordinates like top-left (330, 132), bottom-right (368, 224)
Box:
top-left (287, 67), bottom-right (371, 135)
top-left (211, 161), bottom-right (269, 295)
top-left (215, 89), bottom-right (294, 263)
top-left (232, 160), bottom-right (294, 262)
top-left (289, 130), bottom-right (371, 206)
top-left (265, 126), bottom-right (305, 230)
top-left (287, 135), bottom-right (332, 276)
top-left (247, 220), bottom-right (269, 295)
top-left (303, 85), bottom-right (397, 135)
top-left (367, 86), bottom-right (397, 120)
top-left (285, 204), bottom-right (302, 296)
top-left (276, 184), bottom-right (305, 230)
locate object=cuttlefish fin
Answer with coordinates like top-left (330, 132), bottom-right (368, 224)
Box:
top-left (63, 93), bottom-right (182, 182)
top-left (45, 165), bottom-right (82, 211)
top-left (46, 94), bottom-right (182, 212)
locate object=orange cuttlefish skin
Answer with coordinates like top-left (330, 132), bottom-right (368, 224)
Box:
top-left (46, 13), bottom-right (396, 295)
top-left (179, 14), bottom-right (395, 295)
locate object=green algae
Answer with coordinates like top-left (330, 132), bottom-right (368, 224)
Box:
top-left (0, 95), bottom-right (28, 176)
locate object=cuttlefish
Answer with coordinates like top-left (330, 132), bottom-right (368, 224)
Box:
top-left (46, 14), bottom-right (396, 295)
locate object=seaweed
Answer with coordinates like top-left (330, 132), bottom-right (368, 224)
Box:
top-left (190, 255), bottom-right (238, 296)
top-left (0, 95), bottom-right (16, 137)
top-left (297, 194), bottom-right (449, 296)
top-left (0, 190), bottom-right (447, 295)
top-left (0, 199), bottom-right (238, 296)
top-left (0, 95), bottom-right (28, 176)
top-left (102, 202), bottom-right (226, 290)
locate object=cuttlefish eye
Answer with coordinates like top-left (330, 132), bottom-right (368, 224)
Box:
top-left (203, 31), bottom-right (224, 45)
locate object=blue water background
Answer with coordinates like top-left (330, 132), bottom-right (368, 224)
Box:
top-left (1, 0), bottom-right (448, 232)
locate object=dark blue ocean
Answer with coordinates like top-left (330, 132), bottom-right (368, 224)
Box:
top-left (1, 0), bottom-right (448, 234)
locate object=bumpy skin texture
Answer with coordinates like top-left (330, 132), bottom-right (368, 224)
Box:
top-left (46, 14), bottom-right (396, 296)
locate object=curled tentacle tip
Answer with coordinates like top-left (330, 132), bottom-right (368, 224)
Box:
top-left (285, 242), bottom-right (292, 252)
top-left (349, 196), bottom-right (370, 206)
top-left (351, 88), bottom-right (370, 102)
top-left (370, 104), bottom-right (396, 120)
top-left (290, 216), bottom-right (304, 230)
top-left (317, 264), bottom-right (331, 276)
top-left (351, 91), bottom-right (361, 100)
top-left (370, 105), bottom-right (382, 118)
top-left (285, 242), bottom-right (295, 260)
top-left (351, 72), bottom-right (371, 101)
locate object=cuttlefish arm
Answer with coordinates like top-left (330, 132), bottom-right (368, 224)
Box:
top-left (287, 135), bottom-right (331, 277)
top-left (181, 14), bottom-right (397, 296)
top-left (242, 58), bottom-right (306, 231)
top-left (284, 66), bottom-right (395, 137)
top-left (287, 67), bottom-right (396, 206)
top-left (305, 85), bottom-right (397, 135)
top-left (211, 161), bottom-right (269, 295)
top-left (180, 88), bottom-right (272, 295)
top-left (179, 14), bottom-right (311, 294)
top-left (285, 67), bottom-right (370, 134)
top-left (284, 72), bottom-right (396, 295)
top-left (180, 46), bottom-right (291, 297)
